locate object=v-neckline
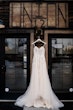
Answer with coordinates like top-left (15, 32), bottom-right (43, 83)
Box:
top-left (35, 46), bottom-right (44, 49)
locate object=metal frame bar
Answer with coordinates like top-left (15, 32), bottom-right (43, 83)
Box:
top-left (0, 99), bottom-right (73, 102)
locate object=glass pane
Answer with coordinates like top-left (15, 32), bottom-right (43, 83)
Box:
top-left (40, 3), bottom-right (47, 27)
top-left (48, 4), bottom-right (56, 27)
top-left (51, 38), bottom-right (73, 92)
top-left (10, 3), bottom-right (21, 27)
top-left (5, 38), bottom-right (28, 93)
top-left (5, 38), bottom-right (18, 54)
top-left (23, 3), bottom-right (31, 27)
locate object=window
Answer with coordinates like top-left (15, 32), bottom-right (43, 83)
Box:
top-left (9, 2), bottom-right (68, 28)
top-left (5, 37), bottom-right (30, 93)
top-left (51, 37), bottom-right (73, 93)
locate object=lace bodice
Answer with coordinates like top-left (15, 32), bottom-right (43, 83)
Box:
top-left (34, 46), bottom-right (45, 57)
top-left (15, 45), bottom-right (64, 109)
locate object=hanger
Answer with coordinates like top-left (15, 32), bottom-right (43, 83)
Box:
top-left (32, 36), bottom-right (46, 45)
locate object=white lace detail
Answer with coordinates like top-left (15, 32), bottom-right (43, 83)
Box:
top-left (15, 46), bottom-right (64, 109)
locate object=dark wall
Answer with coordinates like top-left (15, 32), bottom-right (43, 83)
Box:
top-left (0, 2), bottom-right (9, 27)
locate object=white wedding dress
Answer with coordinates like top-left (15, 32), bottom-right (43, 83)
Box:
top-left (15, 46), bottom-right (64, 109)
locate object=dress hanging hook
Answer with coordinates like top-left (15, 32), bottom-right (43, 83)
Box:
top-left (32, 36), bottom-right (46, 45)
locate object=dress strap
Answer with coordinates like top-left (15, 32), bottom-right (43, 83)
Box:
top-left (34, 43), bottom-right (35, 47)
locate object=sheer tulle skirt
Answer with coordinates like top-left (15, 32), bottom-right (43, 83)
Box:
top-left (15, 47), bottom-right (64, 109)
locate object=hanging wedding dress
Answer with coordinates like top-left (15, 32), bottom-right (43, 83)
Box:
top-left (15, 46), bottom-right (64, 110)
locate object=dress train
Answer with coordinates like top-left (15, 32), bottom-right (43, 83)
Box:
top-left (15, 46), bottom-right (64, 110)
